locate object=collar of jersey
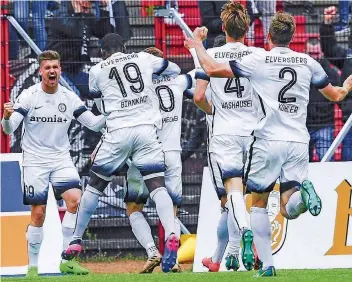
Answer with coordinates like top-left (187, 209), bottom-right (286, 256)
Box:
top-left (270, 47), bottom-right (291, 54)
top-left (224, 42), bottom-right (244, 48)
top-left (36, 82), bottom-right (60, 95)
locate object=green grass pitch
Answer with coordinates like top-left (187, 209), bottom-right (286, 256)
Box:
top-left (3, 269), bottom-right (352, 282)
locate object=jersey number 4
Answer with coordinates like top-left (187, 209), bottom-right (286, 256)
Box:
top-left (224, 78), bottom-right (244, 98)
top-left (109, 64), bottom-right (144, 97)
top-left (278, 67), bottom-right (297, 103)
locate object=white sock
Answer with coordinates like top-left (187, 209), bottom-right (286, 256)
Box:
top-left (73, 185), bottom-right (102, 240)
top-left (226, 201), bottom-right (240, 256)
top-left (212, 207), bottom-right (229, 262)
top-left (250, 207), bottom-right (274, 269)
top-left (227, 190), bottom-right (250, 232)
top-left (150, 187), bottom-right (175, 238)
top-left (129, 211), bottom-right (157, 258)
top-left (62, 211), bottom-right (77, 262)
top-left (285, 191), bottom-right (307, 219)
top-left (26, 225), bottom-right (44, 267)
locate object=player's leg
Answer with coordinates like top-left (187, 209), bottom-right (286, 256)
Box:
top-left (23, 166), bottom-right (50, 277)
top-left (50, 163), bottom-right (88, 275)
top-left (246, 138), bottom-right (282, 277)
top-left (133, 125), bottom-right (177, 273)
top-left (280, 142), bottom-right (321, 219)
top-left (202, 154), bottom-right (229, 272)
top-left (125, 164), bottom-right (161, 274)
top-left (163, 151), bottom-right (183, 272)
top-left (63, 130), bottom-right (131, 259)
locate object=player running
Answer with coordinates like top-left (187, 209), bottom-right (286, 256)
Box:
top-left (63, 34), bottom-right (182, 273)
top-left (124, 46), bottom-right (195, 274)
top-left (1, 50), bottom-right (107, 277)
top-left (184, 11), bottom-right (352, 277)
top-left (191, 1), bottom-right (259, 271)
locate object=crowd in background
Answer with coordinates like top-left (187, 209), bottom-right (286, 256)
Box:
top-left (6, 0), bottom-right (352, 163)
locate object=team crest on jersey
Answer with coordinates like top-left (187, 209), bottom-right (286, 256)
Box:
top-left (245, 184), bottom-right (288, 255)
top-left (58, 103), bottom-right (67, 112)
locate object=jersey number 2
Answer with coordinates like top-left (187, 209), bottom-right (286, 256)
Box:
top-left (278, 67), bottom-right (297, 103)
top-left (109, 64), bottom-right (144, 97)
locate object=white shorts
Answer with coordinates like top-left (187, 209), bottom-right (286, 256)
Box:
top-left (209, 135), bottom-right (252, 180)
top-left (244, 137), bottom-right (309, 193)
top-left (125, 151), bottom-right (182, 206)
top-left (207, 153), bottom-right (226, 199)
top-left (23, 159), bottom-right (81, 205)
top-left (91, 125), bottom-right (165, 180)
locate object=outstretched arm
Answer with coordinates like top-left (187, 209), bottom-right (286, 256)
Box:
top-left (76, 110), bottom-right (107, 132)
top-left (320, 75), bottom-right (352, 102)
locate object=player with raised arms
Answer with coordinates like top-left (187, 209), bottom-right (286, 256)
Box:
top-left (190, 1), bottom-right (259, 271)
top-left (63, 34), bottom-right (182, 273)
top-left (1, 50), bottom-right (107, 276)
top-left (184, 11), bottom-right (352, 277)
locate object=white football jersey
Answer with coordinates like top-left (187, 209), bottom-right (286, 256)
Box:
top-left (205, 87), bottom-right (214, 152)
top-left (229, 47), bottom-right (329, 144)
top-left (13, 83), bottom-right (86, 164)
top-left (155, 73), bottom-right (194, 151)
top-left (196, 42), bottom-right (258, 137)
top-left (89, 52), bottom-right (180, 131)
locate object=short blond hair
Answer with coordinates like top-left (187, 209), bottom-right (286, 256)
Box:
top-left (221, 1), bottom-right (250, 40)
top-left (144, 47), bottom-right (163, 58)
top-left (38, 50), bottom-right (60, 65)
top-left (269, 12), bottom-right (296, 46)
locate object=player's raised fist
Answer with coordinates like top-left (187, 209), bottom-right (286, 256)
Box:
top-left (324, 6), bottom-right (337, 24)
top-left (193, 27), bottom-right (208, 42)
top-left (343, 75), bottom-right (352, 93)
top-left (3, 102), bottom-right (14, 120)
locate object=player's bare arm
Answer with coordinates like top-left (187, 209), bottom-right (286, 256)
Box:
top-left (320, 75), bottom-right (352, 102)
top-left (184, 27), bottom-right (234, 78)
top-left (194, 79), bottom-right (212, 114)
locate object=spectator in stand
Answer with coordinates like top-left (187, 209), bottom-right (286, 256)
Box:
top-left (247, 0), bottom-right (276, 48)
top-left (335, 0), bottom-right (351, 32)
top-left (282, 0), bottom-right (318, 18)
top-left (10, 0), bottom-right (48, 59)
top-left (45, 0), bottom-right (113, 98)
top-left (320, 6), bottom-right (352, 161)
top-left (306, 37), bottom-right (341, 162)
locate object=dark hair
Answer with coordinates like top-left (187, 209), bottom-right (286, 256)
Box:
top-left (144, 47), bottom-right (164, 58)
top-left (101, 33), bottom-right (126, 54)
top-left (269, 12), bottom-right (296, 46)
top-left (38, 50), bottom-right (60, 65)
top-left (221, 1), bottom-right (250, 40)
top-left (213, 35), bottom-right (226, 47)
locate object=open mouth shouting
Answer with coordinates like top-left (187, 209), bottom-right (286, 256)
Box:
top-left (48, 73), bottom-right (57, 84)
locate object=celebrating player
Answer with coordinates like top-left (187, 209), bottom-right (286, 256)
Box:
top-left (191, 2), bottom-right (258, 271)
top-left (124, 46), bottom-right (195, 273)
top-left (1, 50), bottom-right (107, 277)
top-left (63, 34), bottom-right (182, 273)
top-left (184, 11), bottom-right (352, 277)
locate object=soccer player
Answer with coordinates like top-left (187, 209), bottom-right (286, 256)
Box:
top-left (192, 2), bottom-right (258, 271)
top-left (1, 50), bottom-right (107, 277)
top-left (184, 12), bottom-right (352, 277)
top-left (124, 46), bottom-right (195, 274)
top-left (63, 34), bottom-right (182, 273)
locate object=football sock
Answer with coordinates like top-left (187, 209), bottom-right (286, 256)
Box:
top-left (227, 190), bottom-right (250, 233)
top-left (174, 217), bottom-right (181, 263)
top-left (285, 191), bottom-right (307, 219)
top-left (212, 207), bottom-right (229, 263)
top-left (150, 187), bottom-right (175, 238)
top-left (62, 211), bottom-right (77, 256)
top-left (129, 211), bottom-right (157, 258)
top-left (250, 207), bottom-right (274, 269)
top-left (73, 185), bottom-right (102, 240)
top-left (226, 202), bottom-right (240, 256)
top-left (26, 225), bottom-right (44, 267)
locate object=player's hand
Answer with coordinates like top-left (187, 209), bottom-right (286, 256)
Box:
top-left (193, 27), bottom-right (208, 42)
top-left (71, 0), bottom-right (92, 13)
top-left (343, 75), bottom-right (352, 93)
top-left (183, 31), bottom-right (195, 49)
top-left (3, 102), bottom-right (14, 120)
top-left (323, 6), bottom-right (337, 25)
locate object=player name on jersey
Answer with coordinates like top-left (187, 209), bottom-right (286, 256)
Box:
top-left (221, 100), bottom-right (252, 109)
top-left (265, 56), bottom-right (308, 64)
top-left (121, 95), bottom-right (148, 109)
top-left (278, 103), bottom-right (299, 114)
top-left (214, 50), bottom-right (251, 60)
top-left (100, 53), bottom-right (139, 68)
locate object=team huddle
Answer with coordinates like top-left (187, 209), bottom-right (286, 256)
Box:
top-left (2, 0), bottom-right (352, 278)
